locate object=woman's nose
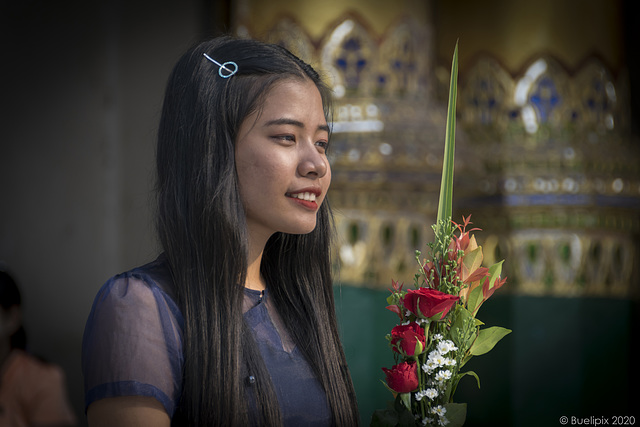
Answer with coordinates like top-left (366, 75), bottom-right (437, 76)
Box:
top-left (297, 144), bottom-right (328, 178)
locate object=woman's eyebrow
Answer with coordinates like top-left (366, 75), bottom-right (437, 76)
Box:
top-left (318, 124), bottom-right (330, 133)
top-left (264, 118), bottom-right (304, 128)
top-left (264, 118), bottom-right (330, 133)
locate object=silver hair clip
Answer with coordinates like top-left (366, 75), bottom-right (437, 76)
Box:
top-left (202, 53), bottom-right (238, 78)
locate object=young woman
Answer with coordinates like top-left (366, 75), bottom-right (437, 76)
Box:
top-left (82, 36), bottom-right (359, 426)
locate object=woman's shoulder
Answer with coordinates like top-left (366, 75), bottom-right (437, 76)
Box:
top-left (128, 254), bottom-right (175, 298)
top-left (101, 254), bottom-right (173, 295)
top-left (83, 254), bottom-right (184, 357)
top-left (91, 254), bottom-right (182, 325)
top-left (83, 254), bottom-right (184, 417)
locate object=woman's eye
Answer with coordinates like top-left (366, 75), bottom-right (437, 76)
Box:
top-left (316, 140), bottom-right (329, 151)
top-left (273, 135), bottom-right (295, 143)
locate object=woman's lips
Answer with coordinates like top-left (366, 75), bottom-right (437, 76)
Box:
top-left (286, 191), bottom-right (317, 202)
top-left (286, 191), bottom-right (320, 210)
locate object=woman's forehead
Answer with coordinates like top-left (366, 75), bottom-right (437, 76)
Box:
top-left (258, 79), bottom-right (326, 121)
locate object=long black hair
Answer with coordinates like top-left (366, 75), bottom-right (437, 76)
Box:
top-left (156, 36), bottom-right (358, 426)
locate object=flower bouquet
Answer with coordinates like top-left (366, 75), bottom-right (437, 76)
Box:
top-left (371, 43), bottom-right (511, 427)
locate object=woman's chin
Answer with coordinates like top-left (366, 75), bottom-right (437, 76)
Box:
top-left (281, 221), bottom-right (317, 235)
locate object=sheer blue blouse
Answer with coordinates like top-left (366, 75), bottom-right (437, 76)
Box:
top-left (82, 256), bottom-right (331, 425)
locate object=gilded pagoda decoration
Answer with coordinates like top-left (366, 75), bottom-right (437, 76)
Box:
top-left (452, 55), bottom-right (638, 297)
top-left (233, 0), bottom-right (639, 297)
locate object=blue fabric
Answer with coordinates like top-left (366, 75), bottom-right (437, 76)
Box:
top-left (82, 256), bottom-right (331, 425)
top-left (82, 257), bottom-right (184, 416)
top-left (244, 288), bottom-right (332, 426)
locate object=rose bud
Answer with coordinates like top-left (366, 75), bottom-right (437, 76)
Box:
top-left (382, 361), bottom-right (419, 393)
top-left (390, 322), bottom-right (425, 356)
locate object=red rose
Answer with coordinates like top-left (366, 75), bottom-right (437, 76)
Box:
top-left (382, 361), bottom-right (419, 393)
top-left (403, 288), bottom-right (459, 320)
top-left (390, 322), bottom-right (425, 356)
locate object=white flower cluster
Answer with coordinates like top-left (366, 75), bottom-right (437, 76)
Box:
top-left (421, 349), bottom-right (456, 375)
top-left (421, 336), bottom-right (457, 375)
top-left (431, 405), bottom-right (449, 425)
top-left (414, 336), bottom-right (457, 425)
top-left (435, 370), bottom-right (452, 382)
top-left (436, 339), bottom-right (458, 355)
top-left (419, 406), bottom-right (449, 426)
top-left (415, 388), bottom-right (438, 401)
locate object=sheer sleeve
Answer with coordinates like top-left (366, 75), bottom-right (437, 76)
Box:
top-left (82, 267), bottom-right (184, 417)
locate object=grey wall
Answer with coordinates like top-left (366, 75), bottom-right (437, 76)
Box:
top-left (1, 1), bottom-right (201, 424)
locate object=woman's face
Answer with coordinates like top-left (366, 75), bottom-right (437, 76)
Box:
top-left (235, 78), bottom-right (331, 243)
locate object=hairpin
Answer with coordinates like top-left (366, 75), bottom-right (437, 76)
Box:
top-left (203, 53), bottom-right (238, 78)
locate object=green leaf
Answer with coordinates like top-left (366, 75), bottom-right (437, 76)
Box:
top-left (370, 408), bottom-right (398, 427)
top-left (399, 392), bottom-right (412, 410)
top-left (461, 246), bottom-right (483, 282)
top-left (394, 394), bottom-right (416, 426)
top-left (397, 411), bottom-right (416, 426)
top-left (469, 326), bottom-right (512, 356)
top-left (485, 260), bottom-right (504, 293)
top-left (368, 393), bottom-right (416, 426)
top-left (466, 283), bottom-right (484, 316)
top-left (371, 398), bottom-right (415, 427)
top-left (436, 40), bottom-right (459, 225)
top-left (458, 370), bottom-right (481, 389)
top-left (443, 402), bottom-right (467, 427)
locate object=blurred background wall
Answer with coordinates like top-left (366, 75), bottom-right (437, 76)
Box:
top-left (1, 0), bottom-right (638, 426)
top-left (1, 0), bottom-right (202, 423)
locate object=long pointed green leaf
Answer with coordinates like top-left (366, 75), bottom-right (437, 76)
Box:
top-left (469, 326), bottom-right (512, 356)
top-left (437, 41), bottom-right (459, 225)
